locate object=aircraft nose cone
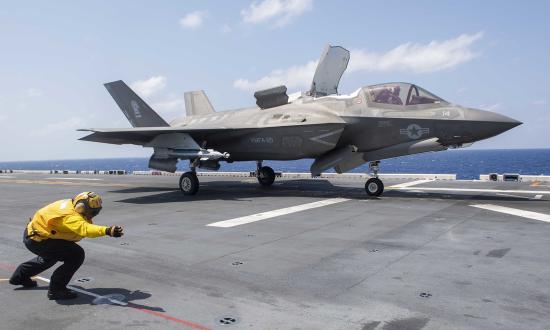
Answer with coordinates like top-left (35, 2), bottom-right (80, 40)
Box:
top-left (467, 108), bottom-right (522, 140)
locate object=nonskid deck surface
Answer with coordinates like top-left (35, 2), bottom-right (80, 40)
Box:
top-left (0, 173), bottom-right (549, 329)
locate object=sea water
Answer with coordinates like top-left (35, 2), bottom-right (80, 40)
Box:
top-left (1, 149), bottom-right (548, 180)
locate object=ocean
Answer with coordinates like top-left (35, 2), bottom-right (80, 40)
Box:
top-left (1, 149), bottom-right (549, 180)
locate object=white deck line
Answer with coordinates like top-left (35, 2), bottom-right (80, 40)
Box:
top-left (390, 187), bottom-right (550, 195)
top-left (207, 198), bottom-right (350, 228)
top-left (471, 204), bottom-right (550, 223)
top-left (45, 177), bottom-right (102, 181)
top-left (34, 276), bottom-right (127, 306)
top-left (388, 179), bottom-right (434, 189)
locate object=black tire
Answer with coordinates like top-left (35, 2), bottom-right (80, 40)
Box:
top-left (257, 166), bottom-right (275, 186)
top-left (365, 178), bottom-right (384, 196)
top-left (179, 172), bottom-right (199, 195)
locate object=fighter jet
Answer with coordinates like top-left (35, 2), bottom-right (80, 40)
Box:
top-left (79, 45), bottom-right (521, 196)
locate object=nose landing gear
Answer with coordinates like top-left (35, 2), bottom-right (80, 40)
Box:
top-left (365, 161), bottom-right (384, 196)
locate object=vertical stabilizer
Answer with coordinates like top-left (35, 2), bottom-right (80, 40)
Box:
top-left (184, 90), bottom-right (215, 116)
top-left (104, 80), bottom-right (169, 127)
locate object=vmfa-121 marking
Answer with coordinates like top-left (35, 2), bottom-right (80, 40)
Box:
top-left (79, 45), bottom-right (521, 196)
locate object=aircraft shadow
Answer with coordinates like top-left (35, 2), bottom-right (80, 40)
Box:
top-left (112, 179), bottom-right (533, 204)
top-left (113, 186), bottom-right (178, 194)
top-left (55, 287), bottom-right (164, 312)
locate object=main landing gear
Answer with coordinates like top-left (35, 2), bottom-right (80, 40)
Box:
top-left (256, 161), bottom-right (275, 187)
top-left (179, 170), bottom-right (199, 195)
top-left (365, 161), bottom-right (384, 196)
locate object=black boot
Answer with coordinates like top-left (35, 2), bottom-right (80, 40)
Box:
top-left (9, 277), bottom-right (38, 288)
top-left (47, 288), bottom-right (78, 300)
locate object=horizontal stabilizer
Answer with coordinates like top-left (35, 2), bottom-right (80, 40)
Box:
top-left (104, 80), bottom-right (169, 127)
top-left (184, 90), bottom-right (215, 116)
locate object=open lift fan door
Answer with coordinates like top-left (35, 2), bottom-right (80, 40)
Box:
top-left (310, 45), bottom-right (350, 97)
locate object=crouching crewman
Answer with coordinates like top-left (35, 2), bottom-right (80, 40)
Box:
top-left (9, 192), bottom-right (123, 300)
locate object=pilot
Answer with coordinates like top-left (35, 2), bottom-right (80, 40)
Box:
top-left (374, 85), bottom-right (402, 105)
top-left (9, 192), bottom-right (124, 300)
top-left (388, 85), bottom-right (402, 105)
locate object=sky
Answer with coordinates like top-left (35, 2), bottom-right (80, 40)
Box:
top-left (0, 0), bottom-right (549, 161)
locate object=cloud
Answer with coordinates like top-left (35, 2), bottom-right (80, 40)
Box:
top-left (152, 98), bottom-right (185, 114)
top-left (348, 32), bottom-right (484, 73)
top-left (241, 0), bottom-right (312, 27)
top-left (220, 24), bottom-right (232, 34)
top-left (233, 32), bottom-right (483, 91)
top-left (478, 103), bottom-right (502, 111)
top-left (130, 76), bottom-right (166, 98)
top-left (233, 60), bottom-right (317, 91)
top-left (27, 88), bottom-right (44, 97)
top-left (179, 11), bottom-right (208, 29)
top-left (532, 99), bottom-right (547, 106)
top-left (0, 115), bottom-right (6, 122)
top-left (30, 117), bottom-right (86, 137)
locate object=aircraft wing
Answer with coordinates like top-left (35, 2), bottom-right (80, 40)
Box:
top-left (78, 127), bottom-right (254, 145)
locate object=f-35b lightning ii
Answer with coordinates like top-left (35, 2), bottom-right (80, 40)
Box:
top-left (79, 45), bottom-right (521, 196)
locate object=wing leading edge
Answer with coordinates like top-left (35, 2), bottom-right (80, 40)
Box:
top-left (78, 127), bottom-right (248, 145)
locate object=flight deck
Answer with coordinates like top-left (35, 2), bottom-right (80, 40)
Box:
top-left (1, 173), bottom-right (549, 329)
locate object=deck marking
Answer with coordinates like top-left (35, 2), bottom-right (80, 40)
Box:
top-left (30, 275), bottom-right (211, 329)
top-left (496, 193), bottom-right (531, 200)
top-left (34, 276), bottom-right (127, 305)
top-left (136, 308), bottom-right (211, 329)
top-left (534, 194), bottom-right (543, 200)
top-left (471, 204), bottom-right (550, 223)
top-left (45, 177), bottom-right (102, 181)
top-left (390, 187), bottom-right (550, 195)
top-left (207, 198), bottom-right (350, 228)
top-left (388, 179), bottom-right (434, 189)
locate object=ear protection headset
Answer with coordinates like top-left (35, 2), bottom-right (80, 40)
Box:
top-left (72, 192), bottom-right (103, 217)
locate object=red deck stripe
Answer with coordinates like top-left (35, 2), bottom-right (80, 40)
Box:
top-left (0, 262), bottom-right (15, 271)
top-left (2, 261), bottom-right (211, 329)
top-left (133, 306), bottom-right (211, 330)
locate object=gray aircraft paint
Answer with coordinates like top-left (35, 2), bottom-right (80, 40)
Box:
top-left (80, 45), bottom-right (521, 175)
top-left (104, 81), bottom-right (168, 127)
top-left (184, 90), bottom-right (215, 116)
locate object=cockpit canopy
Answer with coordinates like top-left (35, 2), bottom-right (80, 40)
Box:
top-left (364, 83), bottom-right (447, 106)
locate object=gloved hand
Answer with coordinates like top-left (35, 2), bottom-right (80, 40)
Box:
top-left (106, 226), bottom-right (124, 237)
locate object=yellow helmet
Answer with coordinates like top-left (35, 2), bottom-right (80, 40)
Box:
top-left (72, 191), bottom-right (102, 216)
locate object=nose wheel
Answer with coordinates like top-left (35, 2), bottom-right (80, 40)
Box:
top-left (365, 160), bottom-right (384, 196)
top-left (179, 171), bottom-right (199, 195)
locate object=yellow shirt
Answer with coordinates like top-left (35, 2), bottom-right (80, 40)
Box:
top-left (27, 199), bottom-right (107, 242)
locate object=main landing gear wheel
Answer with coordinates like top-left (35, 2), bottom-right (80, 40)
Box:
top-left (365, 178), bottom-right (384, 196)
top-left (257, 166), bottom-right (275, 186)
top-left (179, 171), bottom-right (199, 195)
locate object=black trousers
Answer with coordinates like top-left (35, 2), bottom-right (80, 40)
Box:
top-left (10, 229), bottom-right (85, 291)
